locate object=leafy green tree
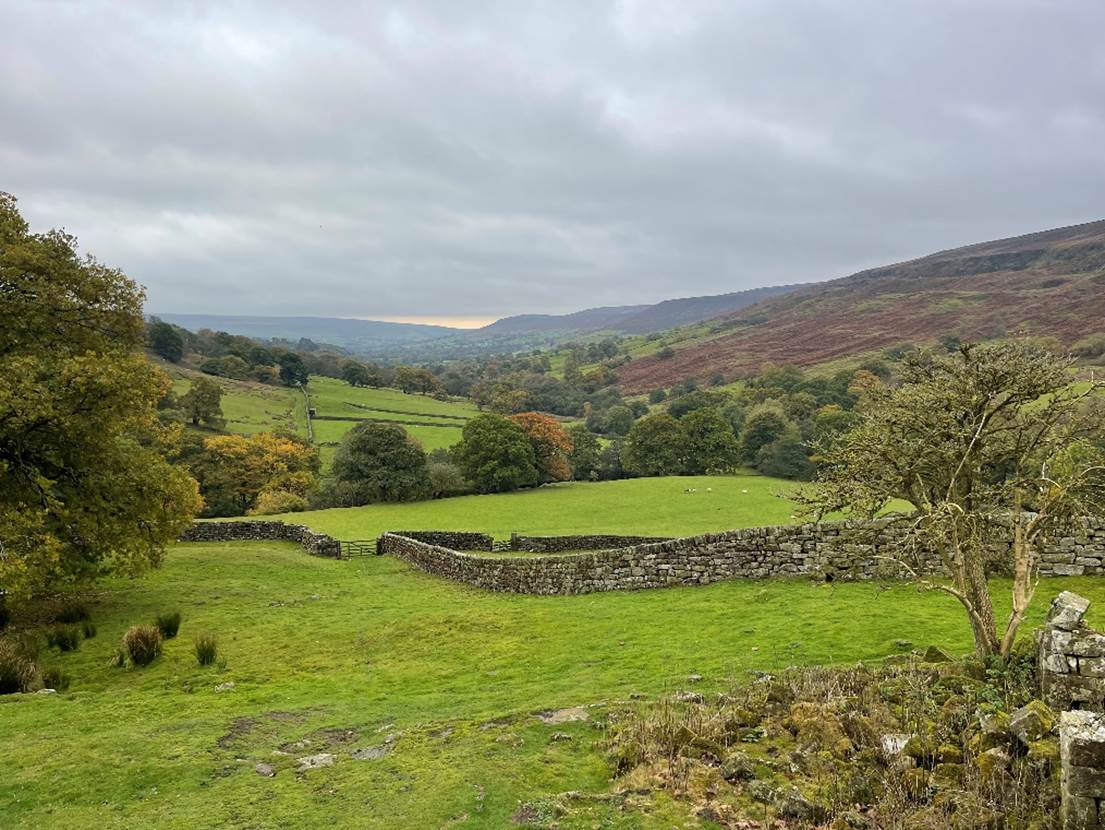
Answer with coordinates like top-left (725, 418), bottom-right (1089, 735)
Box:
top-left (428, 460), bottom-right (470, 498)
top-left (341, 361), bottom-right (372, 387)
top-left (804, 343), bottom-right (1105, 657)
top-left (148, 320), bottom-right (184, 362)
top-left (566, 425), bottom-right (601, 480)
top-left (648, 388), bottom-right (667, 404)
top-left (682, 407), bottom-right (741, 474)
top-left (393, 365), bottom-right (440, 395)
top-left (755, 428), bottom-right (814, 480)
top-left (453, 414), bottom-right (539, 493)
top-left (180, 376), bottom-right (224, 428)
top-left (739, 403), bottom-right (791, 462)
top-left (622, 413), bottom-right (685, 476)
top-left (330, 423), bottom-right (430, 505)
top-left (278, 352), bottom-right (309, 386)
top-left (603, 405), bottom-right (635, 436)
top-left (0, 192), bottom-right (202, 598)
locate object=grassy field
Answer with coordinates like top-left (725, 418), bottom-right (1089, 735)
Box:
top-left (5, 538), bottom-right (1105, 830)
top-left (166, 364), bottom-right (307, 437)
top-left (273, 473), bottom-right (801, 541)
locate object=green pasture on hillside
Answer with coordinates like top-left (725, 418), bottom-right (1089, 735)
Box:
top-left (273, 473), bottom-right (802, 541)
top-left (167, 366), bottom-right (306, 437)
top-left (5, 537), bottom-right (1105, 830)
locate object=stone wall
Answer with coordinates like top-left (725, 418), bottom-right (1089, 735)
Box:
top-left (381, 530), bottom-right (494, 551)
top-left (508, 534), bottom-right (672, 553)
top-left (378, 517), bottom-right (1105, 596)
top-left (1040, 592), bottom-right (1105, 713)
top-left (179, 521), bottom-right (342, 558)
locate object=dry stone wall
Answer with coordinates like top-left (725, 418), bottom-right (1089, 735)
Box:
top-left (179, 521), bottom-right (342, 558)
top-left (378, 517), bottom-right (1105, 596)
top-left (508, 534), bottom-right (672, 553)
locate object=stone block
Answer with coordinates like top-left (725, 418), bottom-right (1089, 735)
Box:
top-left (1051, 592), bottom-right (1093, 631)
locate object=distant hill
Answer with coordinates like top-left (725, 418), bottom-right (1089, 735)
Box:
top-left (615, 218), bottom-right (1105, 393)
top-left (151, 314), bottom-right (458, 352)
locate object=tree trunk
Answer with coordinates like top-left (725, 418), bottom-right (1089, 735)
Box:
top-left (960, 545), bottom-right (1000, 656)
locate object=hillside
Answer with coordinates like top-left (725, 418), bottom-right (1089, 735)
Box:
top-left (152, 314), bottom-right (457, 351)
top-left (616, 218), bottom-right (1105, 392)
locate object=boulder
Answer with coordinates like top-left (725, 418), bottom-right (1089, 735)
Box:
top-left (1047, 591), bottom-right (1091, 631)
top-left (296, 753), bottom-right (334, 772)
top-left (923, 645), bottom-right (954, 663)
top-left (719, 750), bottom-right (755, 782)
top-left (1008, 700), bottom-right (1055, 745)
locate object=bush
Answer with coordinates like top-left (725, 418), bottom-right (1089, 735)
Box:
top-left (0, 595), bottom-right (9, 631)
top-left (248, 489), bottom-right (309, 515)
top-left (55, 601), bottom-right (90, 624)
top-left (0, 641), bottom-right (37, 694)
top-left (428, 461), bottom-right (470, 498)
top-left (155, 612), bottom-right (182, 640)
top-left (47, 624), bottom-right (81, 652)
top-left (194, 634), bottom-right (218, 666)
top-left (123, 625), bottom-right (162, 667)
top-left (82, 620), bottom-right (97, 639)
top-left (41, 666), bottom-right (70, 691)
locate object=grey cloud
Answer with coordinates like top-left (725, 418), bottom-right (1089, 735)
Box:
top-left (2, 0), bottom-right (1103, 319)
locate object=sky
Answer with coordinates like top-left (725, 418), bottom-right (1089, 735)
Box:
top-left (3, 1), bottom-right (1104, 326)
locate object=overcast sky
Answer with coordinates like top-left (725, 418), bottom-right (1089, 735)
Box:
top-left (3, 1), bottom-right (1104, 326)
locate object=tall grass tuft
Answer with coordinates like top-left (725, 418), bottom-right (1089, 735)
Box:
top-left (193, 634), bottom-right (218, 666)
top-left (0, 641), bottom-right (38, 694)
top-left (155, 611), bottom-right (182, 640)
top-left (55, 601), bottom-right (90, 624)
top-left (47, 624), bottom-right (81, 652)
top-left (41, 666), bottom-right (71, 691)
top-left (82, 620), bottom-right (97, 639)
top-left (123, 625), bottom-right (162, 667)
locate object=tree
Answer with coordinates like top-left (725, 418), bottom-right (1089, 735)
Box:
top-left (428, 461), bottom-right (469, 498)
top-left (804, 343), bottom-right (1105, 657)
top-left (682, 407), bottom-right (741, 474)
top-left (603, 405), bottom-right (635, 436)
top-left (756, 428), bottom-right (814, 480)
top-left (330, 423), bottom-right (430, 505)
top-left (567, 425), bottom-right (601, 480)
top-left (0, 192), bottom-right (202, 598)
top-left (393, 365), bottom-right (440, 395)
top-left (278, 352), bottom-right (309, 386)
top-left (622, 414), bottom-right (686, 476)
top-left (148, 320), bottom-right (184, 362)
top-left (453, 414), bottom-right (539, 493)
top-left (740, 403), bottom-right (791, 462)
top-left (341, 361), bottom-right (372, 387)
top-left (649, 388), bottom-right (668, 404)
top-left (180, 376), bottom-right (224, 428)
top-left (509, 412), bottom-right (573, 482)
top-left (190, 431), bottom-right (318, 516)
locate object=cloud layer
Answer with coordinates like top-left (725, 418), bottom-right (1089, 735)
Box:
top-left (3, 0), bottom-right (1103, 318)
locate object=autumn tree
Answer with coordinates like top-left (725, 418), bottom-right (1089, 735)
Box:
top-left (329, 423), bottom-right (431, 505)
top-left (180, 376), bottom-right (225, 428)
top-left (621, 413), bottom-right (685, 476)
top-left (453, 414), bottom-right (539, 493)
top-left (0, 192), bottom-right (202, 597)
top-left (509, 412), bottom-right (574, 482)
top-left (190, 431), bottom-right (319, 516)
top-left (805, 343), bottom-right (1105, 657)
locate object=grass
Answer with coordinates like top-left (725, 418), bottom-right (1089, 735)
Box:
top-left (165, 363), bottom-right (306, 438)
top-left (271, 472), bottom-right (802, 541)
top-left (4, 539), bottom-right (1105, 829)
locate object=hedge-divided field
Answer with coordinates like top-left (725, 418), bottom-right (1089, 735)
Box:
top-left (6, 537), bottom-right (1105, 830)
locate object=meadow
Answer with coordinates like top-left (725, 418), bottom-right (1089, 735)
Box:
top-left (273, 472), bottom-right (802, 541)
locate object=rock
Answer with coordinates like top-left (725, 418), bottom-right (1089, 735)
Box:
top-left (773, 786), bottom-right (827, 823)
top-left (686, 673), bottom-right (703, 683)
top-left (549, 732), bottom-right (572, 742)
top-left (880, 733), bottom-right (912, 760)
top-left (747, 780), bottom-right (776, 803)
top-left (536, 707), bottom-right (589, 724)
top-left (674, 691), bottom-right (704, 704)
top-left (255, 763), bottom-right (276, 778)
top-left (295, 753), bottom-right (334, 772)
top-left (923, 645), bottom-right (953, 663)
top-left (1026, 737), bottom-right (1059, 772)
top-left (931, 762), bottom-right (965, 789)
top-left (977, 712), bottom-right (1011, 751)
top-left (350, 745), bottom-right (390, 760)
top-left (1009, 700), bottom-right (1056, 745)
top-left (35, 688), bottom-right (57, 695)
top-left (936, 743), bottom-right (963, 763)
top-left (214, 682), bottom-right (235, 693)
top-left (719, 750), bottom-right (755, 782)
top-left (894, 639), bottom-right (914, 650)
top-left (1047, 591), bottom-right (1091, 631)
top-left (976, 747), bottom-right (1011, 781)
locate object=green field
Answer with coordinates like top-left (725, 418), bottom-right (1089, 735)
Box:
top-left (273, 473), bottom-right (801, 541)
top-left (5, 535), bottom-right (1104, 830)
top-left (166, 364), bottom-right (306, 437)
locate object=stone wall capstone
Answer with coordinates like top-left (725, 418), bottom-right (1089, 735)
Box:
top-left (377, 516), bottom-right (1105, 596)
top-left (508, 534), bottom-right (673, 553)
top-left (380, 531), bottom-right (494, 551)
top-left (179, 521), bottom-right (342, 558)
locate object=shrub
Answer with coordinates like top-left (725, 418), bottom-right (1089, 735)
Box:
top-left (0, 595), bottom-right (9, 631)
top-left (194, 634), bottom-right (218, 666)
top-left (0, 641), bottom-right (38, 694)
top-left (82, 620), bottom-right (97, 639)
top-left (55, 601), bottom-right (90, 624)
top-left (40, 666), bottom-right (71, 691)
top-left (123, 625), bottom-right (162, 667)
top-left (248, 489), bottom-right (309, 515)
top-left (47, 624), bottom-right (81, 652)
top-left (155, 611), bottom-right (182, 640)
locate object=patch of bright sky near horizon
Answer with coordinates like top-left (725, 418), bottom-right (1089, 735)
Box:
top-left (2, 0), bottom-right (1104, 320)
